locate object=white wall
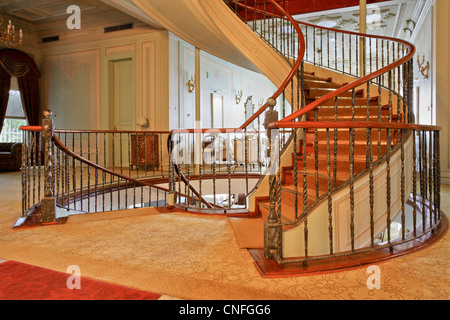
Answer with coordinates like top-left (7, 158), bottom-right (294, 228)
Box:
top-left (435, 0), bottom-right (450, 183)
top-left (168, 34), bottom-right (277, 130)
top-left (40, 25), bottom-right (170, 132)
top-left (413, 7), bottom-right (433, 126)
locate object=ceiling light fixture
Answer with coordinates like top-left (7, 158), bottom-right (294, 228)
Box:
top-left (0, 16), bottom-right (23, 48)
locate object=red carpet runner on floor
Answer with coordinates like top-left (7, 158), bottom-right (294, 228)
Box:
top-left (0, 261), bottom-right (161, 300)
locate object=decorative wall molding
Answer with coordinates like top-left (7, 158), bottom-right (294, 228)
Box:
top-left (43, 49), bottom-right (100, 130)
top-left (61, 60), bottom-right (79, 81)
top-left (141, 41), bottom-right (155, 130)
top-left (105, 44), bottom-right (136, 56)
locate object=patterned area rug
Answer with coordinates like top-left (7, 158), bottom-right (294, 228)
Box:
top-left (0, 260), bottom-right (160, 300)
top-left (0, 172), bottom-right (449, 300)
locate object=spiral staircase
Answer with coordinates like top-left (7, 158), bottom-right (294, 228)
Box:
top-left (133, 0), bottom-right (444, 273)
top-left (17, 0), bottom-right (446, 276)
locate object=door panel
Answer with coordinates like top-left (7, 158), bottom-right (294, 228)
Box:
top-left (110, 58), bottom-right (135, 169)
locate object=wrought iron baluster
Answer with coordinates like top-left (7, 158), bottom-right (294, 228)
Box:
top-left (87, 133), bottom-right (91, 213)
top-left (333, 97), bottom-right (338, 187)
top-left (421, 130), bottom-right (427, 231)
top-left (413, 129), bottom-right (417, 236)
top-left (27, 131), bottom-right (30, 210)
top-left (95, 132), bottom-right (98, 212)
top-left (80, 132), bottom-right (83, 212)
top-left (349, 127), bottom-right (355, 252)
top-left (386, 127), bottom-right (392, 249)
top-left (32, 131), bottom-right (36, 206)
top-left (314, 108), bottom-right (319, 198)
top-left (436, 130), bottom-right (441, 220)
top-left (400, 129), bottom-right (405, 240)
top-left (293, 129), bottom-right (298, 220)
top-left (302, 127), bottom-right (308, 263)
top-left (21, 130), bottom-right (27, 216)
top-left (73, 133), bottom-right (77, 210)
top-left (369, 127), bottom-right (375, 247)
top-left (428, 131), bottom-right (433, 228)
top-left (326, 128), bottom-right (333, 255)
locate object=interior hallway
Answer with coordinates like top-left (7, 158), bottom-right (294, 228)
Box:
top-left (0, 170), bottom-right (448, 300)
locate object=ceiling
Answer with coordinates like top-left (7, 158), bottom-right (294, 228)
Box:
top-left (0, 0), bottom-right (162, 34)
top-left (294, 0), bottom-right (432, 42)
top-left (0, 0), bottom-right (431, 42)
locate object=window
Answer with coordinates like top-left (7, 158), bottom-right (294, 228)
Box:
top-left (0, 77), bottom-right (27, 143)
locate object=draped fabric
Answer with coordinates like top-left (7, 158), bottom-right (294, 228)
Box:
top-left (0, 54), bottom-right (31, 78)
top-left (0, 49), bottom-right (41, 133)
top-left (17, 71), bottom-right (40, 126)
top-left (0, 67), bottom-right (12, 134)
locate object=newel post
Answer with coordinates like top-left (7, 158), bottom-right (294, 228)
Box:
top-left (41, 110), bottom-right (56, 225)
top-left (264, 173), bottom-right (282, 260)
top-left (264, 97), bottom-right (282, 260)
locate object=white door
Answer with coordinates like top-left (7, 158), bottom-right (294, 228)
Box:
top-left (110, 58), bottom-right (135, 169)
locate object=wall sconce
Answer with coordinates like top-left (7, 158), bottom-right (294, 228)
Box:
top-left (403, 19), bottom-right (415, 37)
top-left (235, 90), bottom-right (243, 104)
top-left (137, 115), bottom-right (148, 130)
top-left (417, 55), bottom-right (429, 79)
top-left (187, 75), bottom-right (195, 93)
top-left (258, 97), bottom-right (265, 108)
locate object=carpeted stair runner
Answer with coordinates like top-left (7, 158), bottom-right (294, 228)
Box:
top-left (231, 72), bottom-right (395, 243)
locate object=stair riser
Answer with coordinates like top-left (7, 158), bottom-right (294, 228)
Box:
top-left (280, 190), bottom-right (315, 209)
top-left (307, 105), bottom-right (388, 115)
top-left (305, 159), bottom-right (367, 173)
top-left (307, 89), bottom-right (363, 99)
top-left (304, 81), bottom-right (342, 89)
top-left (305, 98), bottom-right (380, 107)
top-left (299, 144), bottom-right (387, 157)
top-left (305, 130), bottom-right (391, 142)
top-left (306, 114), bottom-right (393, 122)
top-left (283, 173), bottom-right (348, 191)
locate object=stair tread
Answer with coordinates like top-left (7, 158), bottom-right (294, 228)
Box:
top-left (304, 80), bottom-right (343, 89)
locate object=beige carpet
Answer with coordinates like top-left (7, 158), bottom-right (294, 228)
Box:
top-left (228, 217), bottom-right (264, 249)
top-left (0, 171), bottom-right (449, 300)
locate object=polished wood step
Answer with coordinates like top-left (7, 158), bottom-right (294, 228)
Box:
top-left (303, 80), bottom-right (343, 89)
top-left (302, 74), bottom-right (332, 82)
top-left (305, 96), bottom-right (380, 107)
top-left (306, 105), bottom-right (390, 119)
top-left (307, 88), bottom-right (364, 99)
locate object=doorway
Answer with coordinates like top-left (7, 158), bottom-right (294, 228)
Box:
top-left (108, 57), bottom-right (135, 168)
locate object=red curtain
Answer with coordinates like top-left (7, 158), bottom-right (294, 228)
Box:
top-left (17, 69), bottom-right (40, 127)
top-left (0, 49), bottom-right (41, 134)
top-left (0, 67), bottom-right (12, 134)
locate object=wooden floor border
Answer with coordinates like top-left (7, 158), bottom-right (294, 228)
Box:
top-left (249, 213), bottom-right (448, 278)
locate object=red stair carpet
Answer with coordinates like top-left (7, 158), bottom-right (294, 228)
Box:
top-left (0, 260), bottom-right (161, 300)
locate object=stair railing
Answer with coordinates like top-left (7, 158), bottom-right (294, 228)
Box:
top-left (267, 120), bottom-right (442, 265)
top-left (229, 2), bottom-right (445, 263)
top-left (168, 0), bottom-right (306, 213)
top-left (19, 111), bottom-right (172, 225)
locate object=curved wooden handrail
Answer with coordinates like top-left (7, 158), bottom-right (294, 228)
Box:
top-left (55, 129), bottom-right (172, 134)
top-left (19, 126), bottom-right (172, 135)
top-left (19, 126), bottom-right (42, 132)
